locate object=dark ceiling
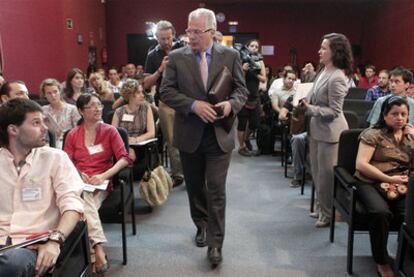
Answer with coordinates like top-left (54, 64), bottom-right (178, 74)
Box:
top-left (204, 0), bottom-right (384, 4)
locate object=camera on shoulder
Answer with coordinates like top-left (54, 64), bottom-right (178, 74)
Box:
top-left (234, 43), bottom-right (263, 74)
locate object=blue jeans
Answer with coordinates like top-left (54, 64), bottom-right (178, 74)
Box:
top-left (0, 247), bottom-right (37, 277)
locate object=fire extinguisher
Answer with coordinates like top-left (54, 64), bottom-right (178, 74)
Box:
top-left (101, 47), bottom-right (108, 65)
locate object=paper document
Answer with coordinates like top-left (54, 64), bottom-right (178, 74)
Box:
top-left (83, 180), bottom-right (109, 192)
top-left (292, 83), bottom-right (314, 106)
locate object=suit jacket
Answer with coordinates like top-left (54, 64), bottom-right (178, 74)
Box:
top-left (160, 43), bottom-right (248, 153)
top-left (305, 68), bottom-right (348, 143)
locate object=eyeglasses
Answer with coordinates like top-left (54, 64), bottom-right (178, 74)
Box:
top-left (185, 28), bottom-right (212, 36)
top-left (83, 103), bottom-right (104, 110)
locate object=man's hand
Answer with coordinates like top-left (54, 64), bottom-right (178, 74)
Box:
top-left (158, 56), bottom-right (169, 73)
top-left (242, 63), bottom-right (250, 72)
top-left (193, 100), bottom-right (217, 123)
top-left (80, 172), bottom-right (90, 183)
top-left (215, 101), bottom-right (232, 118)
top-left (28, 241), bottom-right (60, 277)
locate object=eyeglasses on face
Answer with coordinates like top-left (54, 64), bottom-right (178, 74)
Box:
top-left (83, 103), bottom-right (104, 110)
top-left (185, 28), bottom-right (212, 36)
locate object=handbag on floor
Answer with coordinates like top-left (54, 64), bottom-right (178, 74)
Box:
top-left (139, 165), bottom-right (173, 206)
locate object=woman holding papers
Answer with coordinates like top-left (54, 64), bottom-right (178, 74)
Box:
top-left (64, 93), bottom-right (131, 274)
top-left (111, 79), bottom-right (155, 161)
top-left (40, 78), bottom-right (80, 148)
top-left (300, 33), bottom-right (352, 228)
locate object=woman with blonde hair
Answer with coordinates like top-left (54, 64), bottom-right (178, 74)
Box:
top-left (89, 72), bottom-right (113, 101)
top-left (40, 78), bottom-right (80, 148)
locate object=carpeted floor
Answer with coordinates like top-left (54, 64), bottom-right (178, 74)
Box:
top-left (103, 151), bottom-right (397, 276)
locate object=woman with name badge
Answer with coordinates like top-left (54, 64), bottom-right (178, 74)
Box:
top-left (111, 79), bottom-right (155, 162)
top-left (64, 93), bottom-right (132, 274)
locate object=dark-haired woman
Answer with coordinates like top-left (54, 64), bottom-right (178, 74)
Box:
top-left (64, 93), bottom-right (131, 273)
top-left (301, 33), bottom-right (352, 227)
top-left (238, 39), bottom-right (267, 156)
top-left (63, 68), bottom-right (85, 105)
top-left (355, 96), bottom-right (414, 277)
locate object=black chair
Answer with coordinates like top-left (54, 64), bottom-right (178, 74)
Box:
top-left (46, 220), bottom-right (91, 277)
top-left (345, 88), bottom-right (368, 100)
top-left (396, 223), bottom-right (414, 276)
top-left (343, 110), bottom-right (359, 129)
top-left (343, 99), bottom-right (375, 128)
top-left (330, 129), bottom-right (402, 274)
top-left (47, 129), bottom-right (56, 148)
top-left (98, 127), bottom-right (136, 265)
top-left (101, 100), bottom-right (114, 124)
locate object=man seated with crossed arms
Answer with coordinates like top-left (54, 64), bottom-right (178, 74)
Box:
top-left (0, 98), bottom-right (84, 277)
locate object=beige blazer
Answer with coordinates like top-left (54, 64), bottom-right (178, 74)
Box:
top-left (305, 68), bottom-right (348, 143)
top-left (160, 43), bottom-right (248, 153)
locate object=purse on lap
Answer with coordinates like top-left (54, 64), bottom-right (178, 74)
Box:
top-left (139, 165), bottom-right (173, 206)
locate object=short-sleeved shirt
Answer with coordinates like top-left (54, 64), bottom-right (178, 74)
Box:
top-left (145, 44), bottom-right (167, 100)
top-left (354, 128), bottom-right (414, 183)
top-left (115, 103), bottom-right (148, 137)
top-left (271, 86), bottom-right (296, 109)
top-left (367, 94), bottom-right (414, 125)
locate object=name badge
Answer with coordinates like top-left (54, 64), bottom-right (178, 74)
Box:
top-left (122, 114), bottom-right (134, 122)
top-left (87, 144), bottom-right (104, 155)
top-left (22, 187), bottom-right (42, 202)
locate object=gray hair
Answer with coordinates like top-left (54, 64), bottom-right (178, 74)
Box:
top-left (155, 20), bottom-right (175, 37)
top-left (188, 8), bottom-right (217, 31)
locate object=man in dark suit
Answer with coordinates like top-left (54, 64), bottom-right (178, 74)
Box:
top-left (160, 8), bottom-right (248, 266)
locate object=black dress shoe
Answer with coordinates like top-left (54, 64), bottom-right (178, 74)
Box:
top-left (207, 247), bottom-right (222, 265)
top-left (195, 228), bottom-right (207, 247)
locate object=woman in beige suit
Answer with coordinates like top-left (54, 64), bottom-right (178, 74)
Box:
top-left (302, 33), bottom-right (353, 227)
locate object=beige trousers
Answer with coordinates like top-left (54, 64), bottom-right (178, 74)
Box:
top-left (158, 101), bottom-right (183, 177)
top-left (83, 190), bottom-right (108, 262)
top-left (309, 137), bottom-right (339, 223)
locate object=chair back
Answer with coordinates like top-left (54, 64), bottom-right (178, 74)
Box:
top-left (116, 127), bottom-right (129, 150)
top-left (337, 129), bottom-right (364, 174)
top-left (346, 88), bottom-right (368, 100)
top-left (101, 100), bottom-right (114, 123)
top-left (343, 99), bottom-right (374, 128)
top-left (343, 110), bottom-right (359, 129)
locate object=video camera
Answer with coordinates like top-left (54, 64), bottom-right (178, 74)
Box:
top-left (235, 43), bottom-right (263, 74)
top-left (171, 39), bottom-right (187, 51)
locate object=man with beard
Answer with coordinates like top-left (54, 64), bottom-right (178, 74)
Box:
top-left (365, 69), bottom-right (391, 101)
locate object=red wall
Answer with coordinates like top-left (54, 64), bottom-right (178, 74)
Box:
top-left (106, 1), bottom-right (370, 71)
top-left (106, 0), bottom-right (200, 67)
top-left (360, 0), bottom-right (414, 70)
top-left (0, 0), bottom-right (106, 92)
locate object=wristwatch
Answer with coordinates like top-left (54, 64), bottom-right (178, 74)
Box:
top-left (49, 230), bottom-right (66, 245)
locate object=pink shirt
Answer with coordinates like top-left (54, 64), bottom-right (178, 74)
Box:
top-left (0, 147), bottom-right (84, 245)
top-left (64, 123), bottom-right (132, 190)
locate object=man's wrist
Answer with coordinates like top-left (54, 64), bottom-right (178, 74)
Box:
top-left (49, 230), bottom-right (66, 245)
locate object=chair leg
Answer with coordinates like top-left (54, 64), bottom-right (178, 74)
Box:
top-left (122, 216), bottom-right (127, 265)
top-left (300, 165), bottom-right (306, 195)
top-left (330, 206), bottom-right (336, 243)
top-left (310, 182), bottom-right (315, 213)
top-left (347, 226), bottom-right (354, 275)
top-left (131, 196), bottom-right (137, 235)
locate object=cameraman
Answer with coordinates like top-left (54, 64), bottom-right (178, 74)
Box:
top-left (237, 39), bottom-right (267, 156)
top-left (144, 20), bottom-right (184, 187)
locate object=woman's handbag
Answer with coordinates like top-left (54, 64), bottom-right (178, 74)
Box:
top-left (139, 165), bottom-right (173, 206)
top-left (375, 167), bottom-right (409, 201)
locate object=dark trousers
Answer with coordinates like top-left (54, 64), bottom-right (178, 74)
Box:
top-left (180, 125), bottom-right (231, 248)
top-left (355, 181), bottom-right (405, 264)
top-left (405, 172), bottom-right (414, 231)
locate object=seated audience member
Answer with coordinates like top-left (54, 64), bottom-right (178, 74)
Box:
top-left (64, 93), bottom-right (131, 273)
top-left (89, 73), bottom-right (114, 101)
top-left (111, 79), bottom-right (155, 161)
top-left (346, 72), bottom-right (356, 88)
top-left (367, 66), bottom-right (414, 126)
top-left (365, 69), bottom-right (391, 101)
top-left (107, 67), bottom-right (123, 96)
top-left (268, 65), bottom-right (301, 98)
top-left (40, 78), bottom-right (81, 149)
top-left (279, 95), bottom-right (307, 188)
top-left (97, 68), bottom-right (106, 80)
top-left (355, 96), bottom-right (414, 277)
top-left (0, 80), bottom-right (29, 103)
top-left (301, 62), bottom-right (316, 83)
top-left (122, 63), bottom-right (138, 82)
top-left (271, 70), bottom-right (297, 115)
top-left (0, 98), bottom-right (84, 277)
top-left (358, 64), bottom-right (379, 88)
top-left (63, 68), bottom-right (85, 105)
top-left (213, 30), bottom-right (223, 44)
